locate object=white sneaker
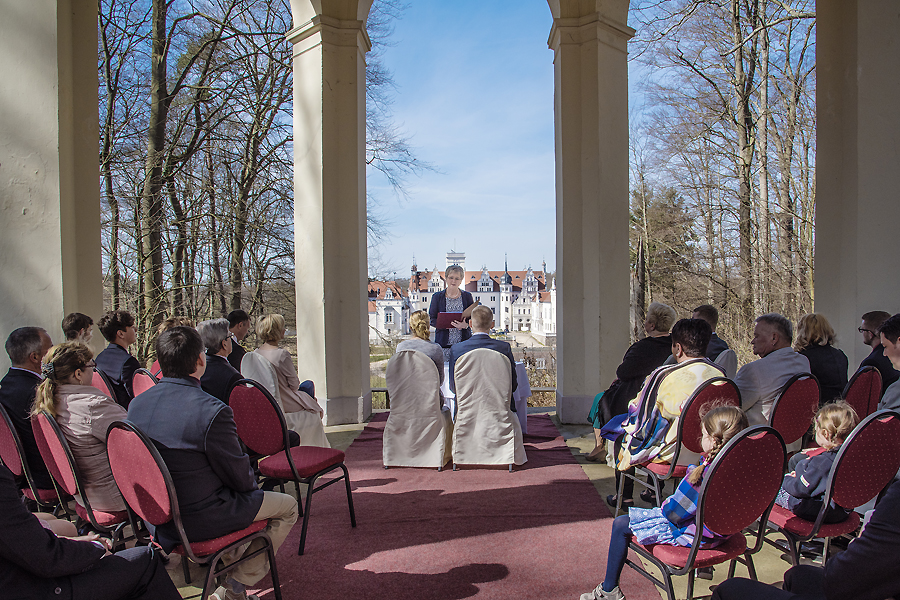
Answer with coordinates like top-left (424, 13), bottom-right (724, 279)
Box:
top-left (579, 584), bottom-right (625, 600)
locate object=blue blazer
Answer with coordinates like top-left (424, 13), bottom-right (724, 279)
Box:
top-left (429, 290), bottom-right (474, 348)
top-left (449, 333), bottom-right (517, 409)
top-left (0, 369), bottom-right (53, 489)
top-left (95, 343), bottom-right (140, 409)
top-left (200, 354), bottom-right (243, 404)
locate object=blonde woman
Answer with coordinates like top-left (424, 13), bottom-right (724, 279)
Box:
top-left (795, 313), bottom-right (849, 405)
top-left (32, 343), bottom-right (127, 512)
top-left (253, 314), bottom-right (330, 448)
top-left (396, 310), bottom-right (444, 384)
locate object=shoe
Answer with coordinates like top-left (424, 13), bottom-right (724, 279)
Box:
top-left (639, 489), bottom-right (657, 504)
top-left (579, 584), bottom-right (625, 600)
top-left (696, 566), bottom-right (714, 580)
top-left (210, 586), bottom-right (259, 600)
top-left (605, 494), bottom-right (634, 509)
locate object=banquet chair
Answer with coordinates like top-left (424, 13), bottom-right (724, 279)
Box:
top-left (625, 426), bottom-right (785, 600)
top-left (91, 369), bottom-right (115, 400)
top-left (618, 377), bottom-right (741, 514)
top-left (769, 373), bottom-right (820, 450)
top-left (764, 409), bottom-right (900, 565)
top-left (383, 349), bottom-right (452, 470)
top-left (451, 348), bottom-right (526, 471)
top-left (229, 379), bottom-right (356, 555)
top-left (0, 403), bottom-right (61, 512)
top-left (131, 368), bottom-right (158, 397)
top-left (106, 420), bottom-right (282, 600)
top-left (842, 366), bottom-right (882, 420)
top-left (31, 411), bottom-right (134, 548)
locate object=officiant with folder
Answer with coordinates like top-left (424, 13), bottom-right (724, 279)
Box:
top-left (429, 265), bottom-right (477, 362)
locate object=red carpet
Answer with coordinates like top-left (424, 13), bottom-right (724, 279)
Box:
top-left (250, 414), bottom-right (660, 600)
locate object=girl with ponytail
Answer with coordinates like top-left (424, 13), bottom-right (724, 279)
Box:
top-left (32, 342), bottom-right (127, 512)
top-left (580, 405), bottom-right (748, 600)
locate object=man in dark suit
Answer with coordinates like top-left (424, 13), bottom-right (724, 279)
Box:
top-left (198, 318), bottom-right (243, 404)
top-left (449, 305), bottom-right (518, 405)
top-left (95, 310), bottom-right (140, 408)
top-left (128, 326), bottom-right (297, 600)
top-left (859, 310), bottom-right (900, 397)
top-left (0, 327), bottom-right (54, 490)
top-left (0, 463), bottom-right (180, 600)
top-left (227, 309), bottom-right (250, 373)
top-left (693, 304), bottom-right (730, 359)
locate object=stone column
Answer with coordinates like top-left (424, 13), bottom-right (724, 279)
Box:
top-left (288, 1), bottom-right (373, 425)
top-left (0, 0), bottom-right (103, 369)
top-left (816, 0), bottom-right (900, 367)
top-left (548, 2), bottom-right (634, 423)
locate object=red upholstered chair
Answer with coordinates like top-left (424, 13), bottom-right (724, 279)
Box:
top-left (769, 373), bottom-right (820, 448)
top-left (228, 379), bottom-right (356, 555)
top-left (765, 409), bottom-right (900, 565)
top-left (31, 411), bottom-right (133, 547)
top-left (0, 403), bottom-right (61, 511)
top-left (91, 369), bottom-right (115, 399)
top-left (131, 368), bottom-right (158, 397)
top-left (149, 359), bottom-right (162, 379)
top-left (842, 366), bottom-right (882, 419)
top-left (622, 377), bottom-right (742, 512)
top-left (624, 426), bottom-right (786, 600)
top-left (106, 421), bottom-right (282, 600)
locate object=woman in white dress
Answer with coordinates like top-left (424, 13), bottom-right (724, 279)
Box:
top-left (253, 314), bottom-right (330, 448)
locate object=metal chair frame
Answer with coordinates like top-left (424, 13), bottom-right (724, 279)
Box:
top-left (0, 403), bottom-right (61, 513)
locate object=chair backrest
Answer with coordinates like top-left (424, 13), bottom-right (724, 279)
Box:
top-left (827, 409), bottom-right (900, 514)
top-left (769, 373), bottom-right (820, 445)
top-left (698, 426), bottom-right (786, 537)
top-left (842, 366), bottom-right (882, 420)
top-left (677, 377), bottom-right (742, 455)
top-left (714, 349), bottom-right (738, 379)
top-left (149, 360), bottom-right (162, 379)
top-left (132, 368), bottom-right (158, 397)
top-left (31, 411), bottom-right (81, 498)
top-left (240, 352), bottom-right (282, 405)
top-left (106, 421), bottom-right (175, 527)
top-left (386, 350), bottom-right (442, 418)
top-left (229, 379), bottom-right (291, 457)
top-left (455, 348), bottom-right (512, 411)
top-left (92, 369), bottom-right (114, 399)
top-left (0, 403), bottom-right (25, 478)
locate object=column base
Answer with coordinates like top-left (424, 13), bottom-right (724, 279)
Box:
top-left (324, 391), bottom-right (372, 426)
top-left (556, 392), bottom-right (594, 425)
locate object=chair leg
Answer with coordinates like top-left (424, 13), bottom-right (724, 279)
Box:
top-left (341, 464), bottom-right (356, 528)
top-left (294, 481), bottom-right (304, 517)
top-left (746, 552), bottom-right (759, 580)
top-left (615, 469), bottom-right (627, 516)
top-left (183, 553), bottom-right (192, 584)
top-left (266, 537), bottom-right (283, 600)
top-left (662, 569), bottom-right (677, 600)
top-left (509, 464), bottom-right (513, 473)
top-left (686, 568), bottom-right (696, 600)
top-left (453, 463), bottom-right (457, 471)
top-left (297, 475), bottom-right (317, 556)
top-left (652, 475), bottom-right (663, 508)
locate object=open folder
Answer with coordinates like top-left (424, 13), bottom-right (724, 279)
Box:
top-left (435, 301), bottom-right (480, 329)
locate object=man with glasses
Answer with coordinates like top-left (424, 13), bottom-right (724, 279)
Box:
top-left (858, 311), bottom-right (899, 397)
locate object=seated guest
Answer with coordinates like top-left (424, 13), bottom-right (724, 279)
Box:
top-left (0, 463), bottom-right (180, 600)
top-left (692, 304), bottom-right (729, 359)
top-left (197, 319), bottom-right (243, 404)
top-left (61, 312), bottom-right (94, 344)
top-left (254, 314), bottom-right (330, 448)
top-left (148, 316), bottom-right (194, 377)
top-left (860, 310), bottom-right (900, 398)
top-left (95, 310), bottom-right (140, 409)
top-left (712, 477), bottom-right (900, 600)
top-left (227, 310), bottom-right (251, 373)
top-left (608, 318), bottom-right (725, 508)
top-left (877, 314), bottom-right (900, 410)
top-left (734, 313), bottom-right (810, 434)
top-left (585, 302), bottom-right (677, 462)
top-left (0, 327), bottom-right (55, 491)
top-left (396, 310), bottom-right (445, 384)
top-left (449, 305), bottom-right (518, 404)
top-left (795, 313), bottom-right (848, 405)
top-left (32, 343), bottom-right (127, 512)
top-left (128, 327), bottom-right (297, 600)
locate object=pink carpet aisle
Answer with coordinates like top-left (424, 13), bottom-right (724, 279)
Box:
top-left (250, 414), bottom-right (660, 600)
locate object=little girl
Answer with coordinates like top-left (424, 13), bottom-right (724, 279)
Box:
top-left (581, 405), bottom-right (749, 600)
top-left (775, 401), bottom-right (858, 523)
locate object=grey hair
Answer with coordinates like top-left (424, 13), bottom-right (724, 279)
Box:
top-left (757, 313), bottom-right (793, 344)
top-left (5, 327), bottom-right (47, 365)
top-left (445, 265), bottom-right (465, 279)
top-left (196, 318), bottom-right (231, 354)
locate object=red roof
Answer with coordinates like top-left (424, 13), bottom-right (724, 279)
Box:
top-left (368, 280), bottom-right (406, 300)
top-left (411, 270), bottom-right (545, 294)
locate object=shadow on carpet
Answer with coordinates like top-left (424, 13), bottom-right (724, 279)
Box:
top-left (250, 414), bottom-right (660, 600)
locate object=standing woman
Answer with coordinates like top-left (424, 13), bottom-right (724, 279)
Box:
top-left (429, 265), bottom-right (474, 362)
top-left (795, 313), bottom-right (849, 405)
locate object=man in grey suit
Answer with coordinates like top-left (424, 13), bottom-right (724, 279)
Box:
top-left (449, 305), bottom-right (518, 405)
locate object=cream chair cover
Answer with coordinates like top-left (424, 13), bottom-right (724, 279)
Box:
top-left (452, 348), bottom-right (527, 467)
top-left (383, 350), bottom-right (452, 468)
top-left (240, 351), bottom-right (330, 447)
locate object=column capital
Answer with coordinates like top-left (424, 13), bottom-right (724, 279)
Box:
top-left (287, 14), bottom-right (372, 53)
top-left (548, 12), bottom-right (635, 53)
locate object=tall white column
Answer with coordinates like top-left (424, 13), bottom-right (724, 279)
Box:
top-left (0, 0), bottom-right (103, 369)
top-left (816, 0), bottom-right (900, 367)
top-left (288, 3), bottom-right (373, 425)
top-left (548, 2), bottom-right (634, 423)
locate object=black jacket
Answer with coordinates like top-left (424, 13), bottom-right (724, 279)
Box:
top-left (601, 335), bottom-right (673, 424)
top-left (860, 344), bottom-right (900, 397)
top-left (0, 369), bottom-right (53, 489)
top-left (706, 333), bottom-right (730, 360)
top-left (95, 343), bottom-right (140, 409)
top-left (801, 344), bottom-right (849, 405)
top-left (201, 354), bottom-right (243, 404)
top-left (227, 337), bottom-right (246, 373)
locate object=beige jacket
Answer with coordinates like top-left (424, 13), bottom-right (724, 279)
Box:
top-left (255, 344), bottom-right (323, 416)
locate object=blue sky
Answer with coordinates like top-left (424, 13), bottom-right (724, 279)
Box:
top-left (366, 1), bottom-right (558, 278)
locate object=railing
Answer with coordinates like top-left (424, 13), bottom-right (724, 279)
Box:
top-left (371, 386), bottom-right (557, 410)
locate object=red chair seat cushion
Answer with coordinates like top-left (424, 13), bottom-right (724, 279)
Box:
top-left (638, 533), bottom-right (747, 568)
top-left (259, 446), bottom-right (346, 479)
top-left (767, 504), bottom-right (861, 538)
top-left (23, 487), bottom-right (59, 503)
top-left (645, 462), bottom-right (689, 478)
top-left (172, 519), bottom-right (268, 557)
top-left (75, 502), bottom-right (128, 527)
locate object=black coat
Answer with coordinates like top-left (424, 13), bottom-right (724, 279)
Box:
top-left (600, 335), bottom-right (673, 425)
top-left (95, 343), bottom-right (140, 409)
top-left (201, 354), bottom-right (243, 404)
top-left (0, 368), bottom-right (53, 489)
top-left (860, 344), bottom-right (900, 398)
top-left (227, 337), bottom-right (246, 373)
top-left (706, 333), bottom-right (730, 360)
top-left (800, 344), bottom-right (849, 405)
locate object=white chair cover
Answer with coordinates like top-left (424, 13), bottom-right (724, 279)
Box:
top-left (383, 350), bottom-right (452, 468)
top-left (452, 348), bottom-right (527, 467)
top-left (240, 351), bottom-right (330, 448)
top-left (715, 349), bottom-right (738, 379)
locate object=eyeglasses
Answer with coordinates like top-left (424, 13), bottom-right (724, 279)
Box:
top-left (83, 361), bottom-right (96, 369)
top-left (858, 328), bottom-right (875, 334)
